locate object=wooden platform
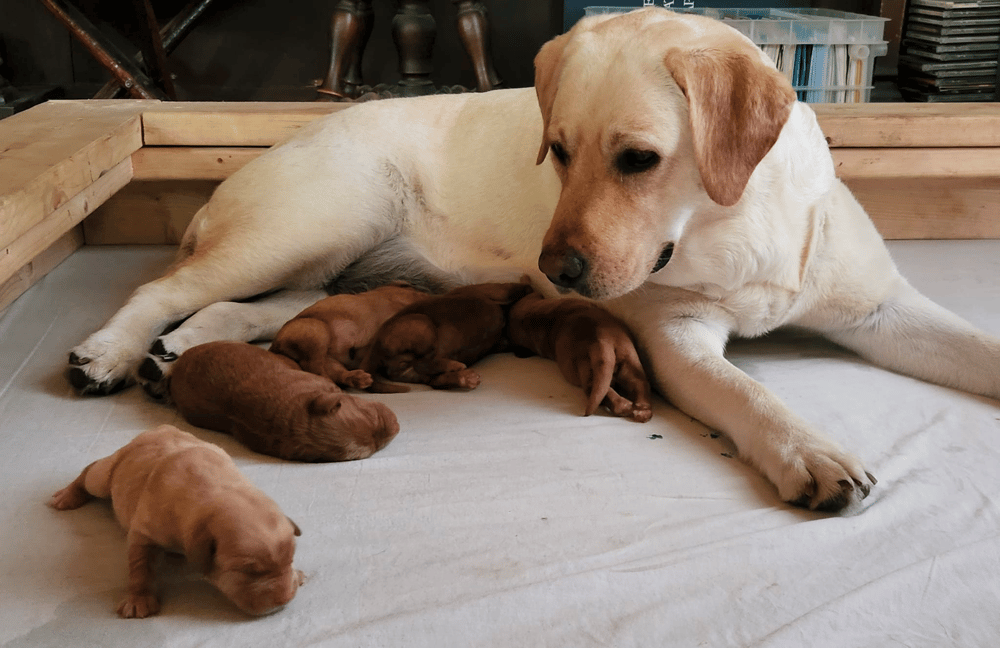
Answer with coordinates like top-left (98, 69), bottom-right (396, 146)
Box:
top-left (2, 99), bottom-right (1000, 311)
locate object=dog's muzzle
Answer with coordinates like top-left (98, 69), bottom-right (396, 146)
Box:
top-left (651, 243), bottom-right (674, 274)
top-left (539, 247), bottom-right (588, 291)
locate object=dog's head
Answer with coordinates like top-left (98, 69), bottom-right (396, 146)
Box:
top-left (190, 504), bottom-right (303, 616)
top-left (534, 8), bottom-right (796, 299)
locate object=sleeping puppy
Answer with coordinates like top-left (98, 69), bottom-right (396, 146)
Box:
top-left (170, 341), bottom-right (399, 462)
top-left (508, 291), bottom-right (653, 422)
top-left (48, 424), bottom-right (303, 618)
top-left (269, 284), bottom-right (429, 390)
top-left (363, 282), bottom-right (533, 390)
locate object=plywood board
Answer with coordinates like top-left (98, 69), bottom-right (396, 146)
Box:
top-left (832, 148), bottom-right (1000, 181)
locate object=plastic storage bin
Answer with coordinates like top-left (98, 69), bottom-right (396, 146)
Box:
top-left (583, 7), bottom-right (889, 102)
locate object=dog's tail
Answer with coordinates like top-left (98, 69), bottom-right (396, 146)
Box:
top-left (583, 342), bottom-right (616, 417)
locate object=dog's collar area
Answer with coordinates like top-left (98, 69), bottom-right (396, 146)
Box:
top-left (651, 243), bottom-right (674, 274)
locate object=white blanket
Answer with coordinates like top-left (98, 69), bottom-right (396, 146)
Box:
top-left (1, 242), bottom-right (998, 647)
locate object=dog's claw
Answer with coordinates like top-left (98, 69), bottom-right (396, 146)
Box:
top-left (68, 351), bottom-right (89, 366)
top-left (67, 367), bottom-right (130, 396)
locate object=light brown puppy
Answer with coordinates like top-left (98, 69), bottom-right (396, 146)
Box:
top-left (269, 284), bottom-right (430, 390)
top-left (49, 424), bottom-right (303, 619)
top-left (363, 282), bottom-right (534, 390)
top-left (170, 341), bottom-right (399, 462)
top-left (508, 291), bottom-right (653, 422)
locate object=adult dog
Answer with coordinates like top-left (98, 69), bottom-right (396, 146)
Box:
top-left (67, 9), bottom-right (1000, 511)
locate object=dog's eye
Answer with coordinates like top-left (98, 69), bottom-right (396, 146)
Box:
top-left (617, 149), bottom-right (660, 174)
top-left (550, 142), bottom-right (569, 166)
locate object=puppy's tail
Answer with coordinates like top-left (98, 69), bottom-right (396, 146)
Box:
top-left (583, 342), bottom-right (616, 417)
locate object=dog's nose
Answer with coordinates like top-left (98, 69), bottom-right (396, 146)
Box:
top-left (539, 248), bottom-right (587, 289)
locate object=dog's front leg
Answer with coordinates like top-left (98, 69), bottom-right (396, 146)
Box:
top-left (608, 291), bottom-right (874, 512)
top-left (118, 532), bottom-right (161, 619)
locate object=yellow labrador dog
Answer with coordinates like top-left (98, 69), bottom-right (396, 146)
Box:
top-left (68, 9), bottom-right (1000, 511)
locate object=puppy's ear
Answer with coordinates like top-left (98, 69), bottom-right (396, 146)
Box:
top-left (287, 517), bottom-right (302, 537)
top-left (308, 393), bottom-right (343, 417)
top-left (533, 31), bottom-right (571, 166)
top-left (664, 45), bottom-right (795, 207)
top-left (186, 523), bottom-right (218, 575)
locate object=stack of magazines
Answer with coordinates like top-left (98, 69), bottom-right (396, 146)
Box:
top-left (898, 0), bottom-right (1000, 101)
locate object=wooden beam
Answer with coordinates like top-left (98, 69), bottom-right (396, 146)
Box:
top-left (832, 148), bottom-right (1000, 181)
top-left (1, 158), bottom-right (133, 287)
top-left (814, 103), bottom-right (1000, 148)
top-left (0, 101), bottom-right (148, 250)
top-left (0, 227), bottom-right (84, 312)
top-left (848, 178), bottom-right (1000, 240)
top-left (84, 180), bottom-right (217, 245)
top-left (141, 103), bottom-right (351, 146)
top-left (131, 147), bottom-right (262, 180)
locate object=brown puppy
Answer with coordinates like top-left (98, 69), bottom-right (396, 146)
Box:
top-left (169, 341), bottom-right (399, 462)
top-left (49, 424), bottom-right (304, 618)
top-left (508, 291), bottom-right (653, 422)
top-left (363, 282), bottom-right (533, 390)
top-left (269, 284), bottom-right (429, 390)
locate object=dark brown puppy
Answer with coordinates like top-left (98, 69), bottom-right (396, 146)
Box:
top-left (363, 282), bottom-right (533, 390)
top-left (169, 341), bottom-right (399, 461)
top-left (508, 291), bottom-right (653, 422)
top-left (269, 284), bottom-right (429, 390)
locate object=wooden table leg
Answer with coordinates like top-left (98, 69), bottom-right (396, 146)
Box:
top-left (318, 0), bottom-right (374, 101)
top-left (453, 0), bottom-right (502, 92)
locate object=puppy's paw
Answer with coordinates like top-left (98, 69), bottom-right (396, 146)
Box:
top-left (454, 369), bottom-right (481, 390)
top-left (340, 370), bottom-right (374, 390)
top-left (117, 592), bottom-right (161, 619)
top-left (770, 436), bottom-right (875, 512)
top-left (67, 333), bottom-right (140, 395)
top-left (49, 484), bottom-right (92, 510)
top-left (627, 404), bottom-right (653, 423)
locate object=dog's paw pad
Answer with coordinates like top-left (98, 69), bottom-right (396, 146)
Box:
top-left (117, 593), bottom-right (160, 619)
top-left (628, 405), bottom-right (653, 423)
top-left (66, 366), bottom-right (130, 395)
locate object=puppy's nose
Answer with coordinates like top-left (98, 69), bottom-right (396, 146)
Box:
top-left (539, 248), bottom-right (587, 289)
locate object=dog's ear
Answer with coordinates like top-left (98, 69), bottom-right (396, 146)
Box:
top-left (287, 517), bottom-right (302, 537)
top-left (533, 31), bottom-right (572, 166)
top-left (664, 46), bottom-right (795, 207)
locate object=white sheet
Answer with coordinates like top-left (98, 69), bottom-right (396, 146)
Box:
top-left (1, 242), bottom-right (998, 647)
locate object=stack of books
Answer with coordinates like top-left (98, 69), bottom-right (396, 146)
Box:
top-left (899, 0), bottom-right (1000, 102)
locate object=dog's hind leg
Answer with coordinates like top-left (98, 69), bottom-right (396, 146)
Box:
top-left (137, 289), bottom-right (329, 399)
top-left (822, 280), bottom-right (1000, 400)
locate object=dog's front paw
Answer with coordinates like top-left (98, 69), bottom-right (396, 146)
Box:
top-left (117, 592), bottom-right (161, 619)
top-left (67, 334), bottom-right (141, 395)
top-left (136, 338), bottom-right (178, 400)
top-left (769, 436), bottom-right (876, 512)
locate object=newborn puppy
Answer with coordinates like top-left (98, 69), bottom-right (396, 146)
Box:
top-left (49, 424), bottom-right (303, 618)
top-left (269, 284), bottom-right (429, 390)
top-left (363, 282), bottom-right (533, 390)
top-left (508, 291), bottom-right (653, 422)
top-left (169, 341), bottom-right (399, 462)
